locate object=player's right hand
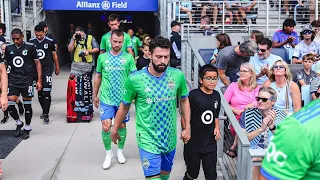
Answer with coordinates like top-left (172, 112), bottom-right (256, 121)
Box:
top-left (111, 129), bottom-right (121, 145)
top-left (0, 95), bottom-right (8, 111)
top-left (94, 96), bottom-right (99, 108)
top-left (36, 81), bottom-right (42, 91)
top-left (102, 120), bottom-right (112, 132)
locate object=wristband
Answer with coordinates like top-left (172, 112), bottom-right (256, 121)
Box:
top-left (269, 125), bottom-right (276, 131)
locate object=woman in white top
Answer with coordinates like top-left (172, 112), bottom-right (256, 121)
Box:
top-left (263, 60), bottom-right (301, 115)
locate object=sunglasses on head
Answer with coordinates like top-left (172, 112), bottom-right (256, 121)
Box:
top-left (255, 97), bottom-right (274, 102)
top-left (303, 30), bottom-right (313, 34)
top-left (273, 65), bottom-right (285, 69)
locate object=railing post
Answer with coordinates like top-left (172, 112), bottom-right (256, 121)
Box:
top-left (222, 2), bottom-right (225, 33)
top-left (278, 0), bottom-right (281, 27)
top-left (3, 0), bottom-right (11, 38)
top-left (316, 0), bottom-right (319, 20)
top-left (0, 0), bottom-right (4, 23)
top-left (21, 0), bottom-right (26, 40)
top-left (167, 0), bottom-right (172, 38)
top-left (193, 57), bottom-right (198, 88)
top-left (186, 41), bottom-right (192, 83)
top-left (266, 0), bottom-right (269, 36)
top-left (181, 40), bottom-right (187, 76)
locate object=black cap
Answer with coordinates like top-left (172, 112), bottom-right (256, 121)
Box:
top-left (171, 20), bottom-right (181, 28)
top-left (38, 21), bottom-right (47, 27)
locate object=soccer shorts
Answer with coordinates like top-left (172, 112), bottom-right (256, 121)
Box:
top-left (42, 75), bottom-right (53, 92)
top-left (99, 101), bottom-right (130, 123)
top-left (139, 148), bottom-right (176, 177)
top-left (8, 84), bottom-right (34, 98)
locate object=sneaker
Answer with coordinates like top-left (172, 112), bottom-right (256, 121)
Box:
top-left (1, 116), bottom-right (9, 124)
top-left (43, 114), bottom-right (49, 124)
top-left (22, 129), bottom-right (31, 140)
top-left (102, 151), bottom-right (114, 170)
top-left (14, 122), bottom-right (24, 137)
top-left (18, 106), bottom-right (24, 115)
top-left (40, 113), bottom-right (44, 119)
top-left (117, 149), bottom-right (126, 164)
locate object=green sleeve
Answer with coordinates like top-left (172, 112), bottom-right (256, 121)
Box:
top-left (96, 54), bottom-right (103, 73)
top-left (122, 77), bottom-right (136, 105)
top-left (137, 37), bottom-right (142, 47)
top-left (261, 117), bottom-right (312, 179)
top-left (126, 34), bottom-right (132, 48)
top-left (178, 73), bottom-right (189, 98)
top-left (100, 35), bottom-right (106, 50)
top-left (128, 55), bottom-right (137, 73)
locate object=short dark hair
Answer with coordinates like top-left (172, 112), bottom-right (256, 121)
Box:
top-left (302, 53), bottom-right (315, 62)
top-left (38, 21), bottom-right (48, 27)
top-left (142, 43), bottom-right (149, 48)
top-left (108, 14), bottom-right (119, 22)
top-left (199, 64), bottom-right (218, 79)
top-left (75, 26), bottom-right (84, 32)
top-left (258, 38), bottom-right (272, 49)
top-left (283, 19), bottom-right (296, 29)
top-left (171, 20), bottom-right (181, 28)
top-left (311, 20), bottom-right (320, 27)
top-left (11, 28), bottom-right (23, 35)
top-left (111, 29), bottom-right (124, 37)
top-left (34, 24), bottom-right (45, 32)
top-left (149, 36), bottom-right (170, 54)
top-left (0, 23), bottom-right (6, 34)
top-left (216, 33), bottom-right (232, 49)
top-left (251, 30), bottom-right (264, 44)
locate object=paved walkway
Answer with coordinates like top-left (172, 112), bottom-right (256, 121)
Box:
top-left (0, 67), bottom-right (205, 180)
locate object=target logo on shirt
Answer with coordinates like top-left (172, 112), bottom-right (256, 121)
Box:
top-left (201, 110), bottom-right (214, 125)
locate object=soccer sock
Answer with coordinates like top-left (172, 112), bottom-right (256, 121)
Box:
top-left (42, 91), bottom-right (51, 115)
top-left (147, 177), bottom-right (161, 180)
top-left (101, 131), bottom-right (111, 151)
top-left (24, 103), bottom-right (32, 125)
top-left (118, 127), bottom-right (127, 150)
top-left (160, 174), bottom-right (170, 180)
top-left (16, 100), bottom-right (23, 108)
top-left (8, 104), bottom-right (19, 120)
top-left (38, 90), bottom-right (44, 110)
top-left (4, 109), bottom-right (8, 117)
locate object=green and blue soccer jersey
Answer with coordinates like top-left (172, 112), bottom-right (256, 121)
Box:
top-left (100, 32), bottom-right (132, 53)
top-left (131, 36), bottom-right (142, 57)
top-left (261, 99), bottom-right (320, 180)
top-left (122, 67), bottom-right (189, 154)
top-left (96, 51), bottom-right (136, 106)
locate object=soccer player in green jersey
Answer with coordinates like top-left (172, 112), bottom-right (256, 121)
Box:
top-left (94, 30), bottom-right (136, 170)
top-left (259, 99), bottom-right (320, 180)
top-left (111, 36), bottom-right (191, 180)
top-left (100, 14), bottom-right (134, 57)
top-left (128, 28), bottom-right (142, 58)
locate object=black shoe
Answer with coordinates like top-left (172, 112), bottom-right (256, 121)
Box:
top-left (43, 114), bottom-right (49, 124)
top-left (18, 106), bottom-right (24, 115)
top-left (1, 116), bottom-right (9, 124)
top-left (14, 122), bottom-right (24, 137)
top-left (22, 129), bottom-right (31, 139)
top-left (40, 113), bottom-right (44, 119)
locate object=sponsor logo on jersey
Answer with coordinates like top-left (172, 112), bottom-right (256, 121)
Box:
top-left (44, 44), bottom-right (48, 49)
top-left (201, 110), bottom-right (214, 124)
top-left (146, 96), bottom-right (175, 105)
top-left (266, 140), bottom-right (288, 167)
top-left (22, 49), bottom-right (28, 56)
top-left (37, 49), bottom-right (45, 59)
top-left (12, 56), bottom-right (24, 68)
top-left (105, 66), bottom-right (125, 71)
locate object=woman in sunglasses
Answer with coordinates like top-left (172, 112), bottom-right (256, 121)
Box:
top-left (292, 24), bottom-right (320, 64)
top-left (263, 60), bottom-right (301, 115)
top-left (239, 86), bottom-right (287, 180)
top-left (224, 63), bottom-right (261, 157)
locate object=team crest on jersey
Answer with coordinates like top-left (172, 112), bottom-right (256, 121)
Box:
top-left (120, 58), bottom-right (126, 64)
top-left (22, 49), bottom-right (28, 56)
top-left (10, 51), bottom-right (14, 55)
top-left (44, 44), bottom-right (48, 49)
top-left (168, 80), bottom-right (175, 89)
top-left (142, 156), bottom-right (150, 171)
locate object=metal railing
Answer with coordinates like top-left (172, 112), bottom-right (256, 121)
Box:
top-left (181, 35), bottom-right (267, 179)
top-left (167, 0), bottom-right (319, 37)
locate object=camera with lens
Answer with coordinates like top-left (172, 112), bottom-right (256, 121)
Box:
top-left (75, 34), bottom-right (82, 41)
top-left (78, 50), bottom-right (87, 62)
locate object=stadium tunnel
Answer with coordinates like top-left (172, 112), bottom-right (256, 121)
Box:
top-left (42, 0), bottom-right (160, 66)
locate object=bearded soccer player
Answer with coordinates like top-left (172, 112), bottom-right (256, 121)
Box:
top-left (111, 36), bottom-right (191, 180)
top-left (259, 99), bottom-right (320, 180)
top-left (100, 14), bottom-right (133, 57)
top-left (5, 28), bottom-right (42, 139)
top-left (30, 24), bottom-right (60, 124)
top-left (94, 30), bottom-right (136, 170)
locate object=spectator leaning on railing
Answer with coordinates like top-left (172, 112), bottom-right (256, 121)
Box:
top-left (250, 38), bottom-right (282, 85)
top-left (215, 40), bottom-right (258, 87)
top-left (200, 16), bottom-right (215, 36)
top-left (210, 33), bottom-right (232, 65)
top-left (240, 86), bottom-right (287, 180)
top-left (263, 60), bottom-right (301, 115)
top-left (292, 24), bottom-right (320, 64)
top-left (272, 19), bottom-right (299, 49)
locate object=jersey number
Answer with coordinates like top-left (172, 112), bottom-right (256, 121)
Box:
top-left (46, 76), bottom-right (52, 83)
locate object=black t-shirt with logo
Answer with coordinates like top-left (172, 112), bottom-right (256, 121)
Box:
top-left (29, 37), bottom-right (56, 76)
top-left (184, 88), bottom-right (221, 153)
top-left (4, 42), bottom-right (39, 88)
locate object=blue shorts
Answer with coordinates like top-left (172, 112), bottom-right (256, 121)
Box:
top-left (99, 101), bottom-right (130, 123)
top-left (139, 148), bottom-right (176, 177)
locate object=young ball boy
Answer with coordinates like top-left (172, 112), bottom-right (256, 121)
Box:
top-left (136, 44), bottom-right (150, 70)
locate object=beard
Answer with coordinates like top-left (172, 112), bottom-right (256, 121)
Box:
top-left (112, 46), bottom-right (121, 52)
top-left (152, 61), bottom-right (168, 73)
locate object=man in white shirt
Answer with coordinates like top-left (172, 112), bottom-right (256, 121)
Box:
top-left (250, 38), bottom-right (282, 85)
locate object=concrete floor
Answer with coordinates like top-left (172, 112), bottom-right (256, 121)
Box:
top-left (0, 67), bottom-right (206, 180)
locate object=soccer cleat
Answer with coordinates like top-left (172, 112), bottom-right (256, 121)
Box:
top-left (1, 116), bottom-right (9, 124)
top-left (117, 149), bottom-right (126, 164)
top-left (102, 151), bottom-right (114, 170)
top-left (18, 106), bottom-right (24, 115)
top-left (43, 114), bottom-right (49, 124)
top-left (22, 129), bottom-right (31, 140)
top-left (40, 113), bottom-right (44, 119)
top-left (14, 122), bottom-right (24, 137)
